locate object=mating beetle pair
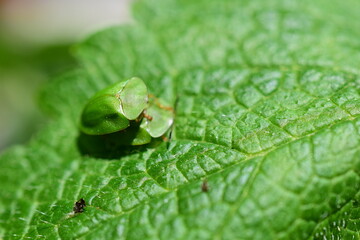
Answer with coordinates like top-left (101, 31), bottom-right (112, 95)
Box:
top-left (80, 77), bottom-right (174, 145)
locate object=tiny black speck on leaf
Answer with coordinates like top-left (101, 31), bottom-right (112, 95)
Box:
top-left (73, 198), bottom-right (86, 213)
top-left (201, 180), bottom-right (209, 192)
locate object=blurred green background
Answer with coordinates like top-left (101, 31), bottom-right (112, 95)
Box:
top-left (0, 0), bottom-right (132, 151)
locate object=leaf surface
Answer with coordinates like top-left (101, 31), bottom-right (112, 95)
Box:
top-left (1, 0), bottom-right (360, 239)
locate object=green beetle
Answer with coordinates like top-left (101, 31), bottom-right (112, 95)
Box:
top-left (140, 96), bottom-right (174, 138)
top-left (80, 77), bottom-right (174, 146)
top-left (80, 77), bottom-right (148, 135)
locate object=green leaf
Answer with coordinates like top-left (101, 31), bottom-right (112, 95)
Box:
top-left (1, 0), bottom-right (360, 239)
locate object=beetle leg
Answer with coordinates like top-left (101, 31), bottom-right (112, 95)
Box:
top-left (135, 114), bottom-right (142, 122)
top-left (143, 112), bottom-right (153, 121)
top-left (148, 94), bottom-right (174, 112)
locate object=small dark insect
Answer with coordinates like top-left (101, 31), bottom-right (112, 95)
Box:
top-left (201, 180), bottom-right (209, 192)
top-left (73, 198), bottom-right (86, 213)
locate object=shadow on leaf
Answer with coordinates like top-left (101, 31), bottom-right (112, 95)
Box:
top-left (77, 123), bottom-right (160, 159)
